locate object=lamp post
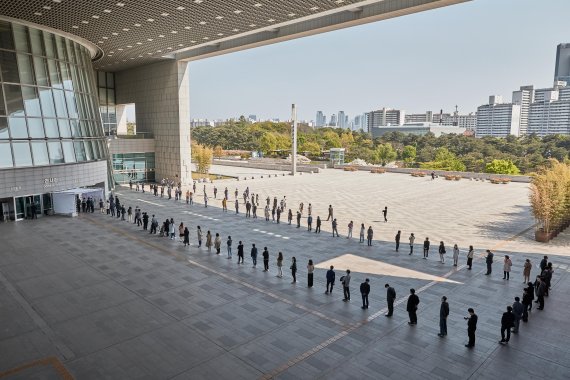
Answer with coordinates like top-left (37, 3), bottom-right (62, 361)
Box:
top-left (291, 104), bottom-right (298, 176)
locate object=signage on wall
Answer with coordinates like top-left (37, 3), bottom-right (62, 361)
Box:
top-left (43, 177), bottom-right (59, 188)
top-left (9, 186), bottom-right (22, 192)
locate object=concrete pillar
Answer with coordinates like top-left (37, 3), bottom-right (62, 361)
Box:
top-left (114, 60), bottom-right (191, 184)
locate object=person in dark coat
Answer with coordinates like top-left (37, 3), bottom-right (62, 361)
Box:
top-left (360, 279), bottom-right (370, 309)
top-left (385, 284), bottom-right (396, 317)
top-left (406, 288), bottom-right (420, 325)
top-left (535, 276), bottom-right (547, 310)
top-left (465, 308), bottom-right (478, 348)
top-left (395, 231), bottom-right (401, 252)
top-left (499, 306), bottom-right (515, 344)
top-left (485, 250), bottom-right (494, 275)
top-left (325, 266), bottom-right (335, 294)
top-left (511, 297), bottom-right (524, 333)
top-left (262, 247), bottom-right (270, 272)
top-left (237, 241), bottom-right (244, 264)
top-left (438, 296), bottom-right (450, 337)
top-left (183, 227), bottom-right (190, 247)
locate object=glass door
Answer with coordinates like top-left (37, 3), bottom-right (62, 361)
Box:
top-left (15, 197), bottom-right (25, 220)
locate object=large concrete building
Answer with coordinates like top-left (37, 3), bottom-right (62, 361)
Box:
top-left (554, 43), bottom-right (570, 83)
top-left (475, 96), bottom-right (521, 138)
top-left (366, 107), bottom-right (405, 130)
top-left (0, 0), bottom-right (470, 220)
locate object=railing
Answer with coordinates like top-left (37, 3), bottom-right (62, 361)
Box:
top-left (114, 132), bottom-right (154, 139)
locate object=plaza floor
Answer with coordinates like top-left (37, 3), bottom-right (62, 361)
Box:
top-left (0, 168), bottom-right (569, 380)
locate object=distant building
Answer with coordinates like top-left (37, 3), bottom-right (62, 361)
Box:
top-left (528, 82), bottom-right (570, 136)
top-left (329, 114), bottom-right (337, 127)
top-left (475, 96), bottom-right (521, 137)
top-left (512, 85), bottom-right (534, 135)
top-left (337, 111), bottom-right (346, 129)
top-left (191, 119), bottom-right (215, 127)
top-left (458, 113), bottom-right (477, 131)
top-left (366, 108), bottom-right (405, 130)
top-left (248, 114), bottom-right (257, 122)
top-left (371, 123), bottom-right (466, 138)
top-left (554, 43), bottom-right (570, 83)
top-left (315, 111), bottom-right (326, 127)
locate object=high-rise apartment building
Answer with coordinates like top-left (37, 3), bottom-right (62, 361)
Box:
top-left (337, 111), bottom-right (346, 129)
top-left (458, 113), bottom-right (477, 131)
top-left (528, 83), bottom-right (570, 136)
top-left (476, 96), bottom-right (521, 137)
top-left (554, 43), bottom-right (570, 83)
top-left (329, 114), bottom-right (337, 127)
top-left (512, 85), bottom-right (534, 135)
top-left (366, 108), bottom-right (405, 130)
top-left (315, 111), bottom-right (326, 128)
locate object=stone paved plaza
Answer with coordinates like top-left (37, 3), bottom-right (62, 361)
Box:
top-left (1, 167), bottom-right (569, 379)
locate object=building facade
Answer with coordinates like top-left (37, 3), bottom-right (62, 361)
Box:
top-left (0, 20), bottom-right (108, 220)
top-left (366, 108), bottom-right (405, 130)
top-left (475, 96), bottom-right (521, 137)
top-left (554, 43), bottom-right (570, 83)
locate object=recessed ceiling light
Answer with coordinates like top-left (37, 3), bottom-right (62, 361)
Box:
top-left (254, 3), bottom-right (262, 7)
top-left (81, 20), bottom-right (89, 24)
top-left (103, 9), bottom-right (112, 13)
top-left (126, 45), bottom-right (132, 48)
top-left (136, 42), bottom-right (142, 45)
top-left (203, 37), bottom-right (209, 40)
top-left (288, 13), bottom-right (296, 17)
top-left (158, 34), bottom-right (165, 37)
top-left (249, 24), bottom-right (256, 27)
top-left (134, 23), bottom-right (141, 27)
top-left (171, 31), bottom-right (177, 34)
top-left (167, 47), bottom-right (172, 50)
top-left (72, 25), bottom-right (79, 28)
top-left (98, 41), bottom-right (103, 44)
top-left (147, 52), bottom-right (152, 55)
top-left (43, 5), bottom-right (52, 10)
top-left (335, 0), bottom-right (345, 3)
top-left (267, 19), bottom-right (275, 22)
top-left (199, 21), bottom-right (207, 25)
top-left (217, 33), bottom-right (223, 36)
top-left (184, 26), bottom-right (191, 30)
top-left (215, 16), bottom-right (223, 19)
top-left (118, 48), bottom-right (123, 51)
top-left (52, 0), bottom-right (61, 3)
top-left (116, 2), bottom-right (125, 7)
top-left (102, 36), bottom-right (109, 39)
top-left (109, 51), bottom-right (114, 53)
top-left (156, 50), bottom-right (162, 52)
top-left (194, 0), bottom-right (203, 3)
top-left (92, 15), bottom-right (100, 19)
top-left (177, 6), bottom-right (185, 10)
top-left (112, 32), bottom-right (118, 35)
top-left (232, 28), bottom-right (239, 32)
top-left (178, 44), bottom-right (183, 47)
top-left (147, 18), bottom-right (154, 22)
top-left (34, 12), bottom-right (42, 16)
top-left (147, 38), bottom-right (153, 41)
top-left (161, 12), bottom-right (169, 16)
top-left (310, 6), bottom-right (319, 10)
top-left (190, 40), bottom-right (196, 43)
top-left (122, 28), bottom-right (129, 31)
top-left (234, 10), bottom-right (242, 14)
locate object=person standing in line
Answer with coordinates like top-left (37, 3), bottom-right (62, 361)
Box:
top-left (347, 221), bottom-right (353, 239)
top-left (485, 250), bottom-right (494, 275)
top-left (197, 226), bottom-right (203, 248)
top-left (205, 231), bottom-right (212, 252)
top-left (366, 226), bottom-right (373, 246)
top-left (235, 199), bottom-right (239, 214)
top-left (222, 197), bottom-right (227, 212)
top-left (127, 206), bottom-right (133, 223)
top-left (360, 278), bottom-right (370, 309)
top-left (189, 191), bottom-right (193, 205)
top-left (522, 286), bottom-right (532, 322)
top-left (523, 259), bottom-right (532, 283)
top-left (290, 257), bottom-right (297, 284)
top-left (296, 211), bottom-right (301, 228)
top-left (204, 193), bottom-right (208, 208)
top-left (438, 296), bottom-right (450, 337)
top-left (511, 296), bottom-right (524, 334)
top-left (542, 263), bottom-right (553, 296)
top-left (332, 219), bottom-right (339, 237)
top-left (237, 241), bottom-right (244, 264)
top-left (178, 222), bottom-right (185, 242)
top-left (385, 284), bottom-right (396, 317)
top-left (276, 252), bottom-right (283, 278)
top-left (464, 308), bottom-right (478, 348)
top-left (359, 224), bottom-right (365, 243)
top-left (183, 227), bottom-right (190, 247)
top-left (226, 236), bottom-right (232, 259)
top-left (438, 241), bottom-right (446, 264)
top-left (540, 255), bottom-right (548, 272)
top-left (526, 281), bottom-right (535, 312)
top-left (308, 203), bottom-right (312, 216)
top-left (315, 216), bottom-right (321, 233)
top-left (325, 266), bottom-right (335, 294)
top-left (423, 237), bottom-right (430, 259)
top-left (213, 186), bottom-right (217, 199)
top-left (535, 276), bottom-right (546, 310)
top-left (499, 306), bottom-right (515, 344)
top-left (250, 244), bottom-right (258, 268)
top-left (406, 288), bottom-right (420, 325)
top-left (307, 215), bottom-right (313, 231)
top-left (276, 207), bottom-right (281, 223)
top-left (121, 205), bottom-right (126, 221)
top-left (186, 190), bottom-right (190, 204)
top-left (467, 245), bottom-right (474, 270)
top-left (452, 244), bottom-right (460, 266)
top-left (395, 231), bottom-right (401, 252)
top-left (299, 202), bottom-right (304, 215)
top-left (169, 219), bottom-right (175, 240)
top-left (252, 202), bottom-right (257, 218)
top-left (288, 209), bottom-right (293, 225)
top-left (382, 206), bottom-right (388, 222)
top-left (214, 233), bottom-right (221, 254)
top-left (265, 205), bottom-right (270, 221)
top-left (262, 247), bottom-right (270, 271)
top-left (341, 269), bottom-right (351, 301)
top-left (503, 255), bottom-right (512, 280)
top-left (245, 201), bottom-right (251, 218)
top-left (409, 233), bottom-right (415, 255)
top-left (326, 205), bottom-right (333, 221)
top-left (307, 260), bottom-right (315, 287)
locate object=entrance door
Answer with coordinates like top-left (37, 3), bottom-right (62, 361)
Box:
top-left (14, 197), bottom-right (25, 220)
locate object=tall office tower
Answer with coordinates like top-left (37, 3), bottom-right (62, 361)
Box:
top-left (554, 43), bottom-right (570, 83)
top-left (337, 111), bottom-right (346, 129)
top-left (329, 114), bottom-right (337, 126)
top-left (315, 111), bottom-right (325, 127)
top-left (512, 85), bottom-right (535, 135)
top-left (476, 96), bottom-right (521, 137)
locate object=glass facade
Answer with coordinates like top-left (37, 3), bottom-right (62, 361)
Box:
top-left (112, 152), bottom-right (155, 184)
top-left (98, 71), bottom-right (117, 136)
top-left (0, 20), bottom-right (107, 169)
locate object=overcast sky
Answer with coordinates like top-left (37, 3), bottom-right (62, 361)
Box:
top-left (184, 0), bottom-right (569, 121)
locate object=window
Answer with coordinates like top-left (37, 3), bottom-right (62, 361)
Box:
top-left (27, 118), bottom-right (45, 138)
top-left (12, 24), bottom-right (30, 53)
top-left (0, 117), bottom-right (8, 139)
top-left (54, 35), bottom-right (67, 61)
top-left (52, 89), bottom-right (68, 117)
top-left (62, 140), bottom-right (76, 163)
top-left (84, 140), bottom-right (94, 160)
top-left (0, 85), bottom-right (5, 115)
top-left (42, 31), bottom-right (56, 59)
top-left (4, 84), bottom-right (25, 116)
top-left (0, 21), bottom-right (14, 50)
top-left (47, 141), bottom-right (64, 164)
top-left (47, 59), bottom-right (61, 89)
top-left (0, 142), bottom-right (13, 167)
top-left (22, 86), bottom-right (42, 117)
top-left (65, 91), bottom-right (78, 118)
top-left (43, 118), bottom-right (59, 138)
top-left (33, 57), bottom-right (49, 86)
top-left (39, 88), bottom-right (56, 117)
top-left (57, 118), bottom-right (71, 138)
top-left (70, 119), bottom-right (81, 137)
top-left (8, 116), bottom-right (28, 138)
top-left (31, 141), bottom-right (49, 165)
top-left (29, 28), bottom-right (44, 56)
top-left (0, 50), bottom-right (19, 83)
top-left (12, 141), bottom-right (33, 167)
top-left (106, 72), bottom-right (114, 88)
top-left (17, 54), bottom-right (35, 85)
top-left (74, 140), bottom-right (86, 161)
top-left (59, 61), bottom-right (72, 91)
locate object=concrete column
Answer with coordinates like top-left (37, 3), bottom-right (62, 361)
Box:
top-left (114, 60), bottom-right (191, 184)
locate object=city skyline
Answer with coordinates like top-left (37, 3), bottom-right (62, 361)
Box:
top-left (185, 0), bottom-right (570, 121)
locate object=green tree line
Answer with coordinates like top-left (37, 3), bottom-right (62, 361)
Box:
top-left (191, 119), bottom-right (570, 174)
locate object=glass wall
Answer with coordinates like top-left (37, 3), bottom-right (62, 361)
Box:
top-left (112, 152), bottom-right (155, 183)
top-left (0, 20), bottom-right (107, 169)
top-left (98, 71), bottom-right (117, 136)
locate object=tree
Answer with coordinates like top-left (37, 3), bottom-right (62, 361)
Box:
top-left (375, 143), bottom-right (397, 166)
top-left (126, 122), bottom-right (136, 135)
top-left (300, 141), bottom-right (321, 157)
top-left (420, 147), bottom-right (466, 171)
top-left (259, 133), bottom-right (277, 155)
top-left (485, 159), bottom-right (520, 175)
top-left (322, 131), bottom-right (341, 149)
top-left (402, 145), bottom-right (416, 166)
top-left (192, 144), bottom-right (213, 174)
top-left (213, 145), bottom-right (223, 158)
